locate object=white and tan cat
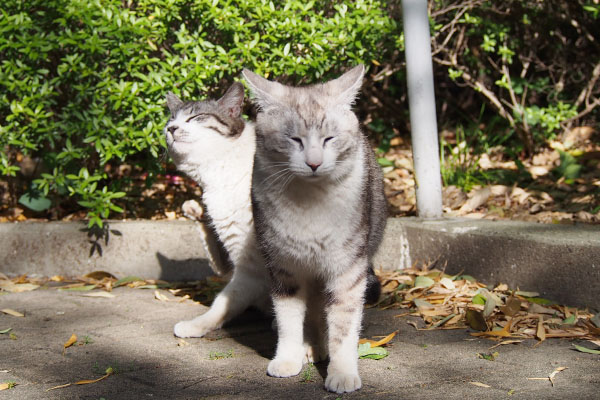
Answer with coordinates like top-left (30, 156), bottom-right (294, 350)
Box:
top-left (164, 83), bottom-right (270, 338)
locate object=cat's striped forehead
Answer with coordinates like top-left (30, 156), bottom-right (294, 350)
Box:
top-left (176, 100), bottom-right (219, 116)
top-left (170, 100), bottom-right (244, 138)
top-left (287, 93), bottom-right (328, 128)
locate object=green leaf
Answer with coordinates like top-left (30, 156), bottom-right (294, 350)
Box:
top-left (58, 285), bottom-right (97, 292)
top-left (591, 314), bottom-right (600, 328)
top-left (431, 313), bottom-right (456, 329)
top-left (515, 291), bottom-right (540, 297)
top-left (477, 351), bottom-right (499, 361)
top-left (358, 342), bottom-right (389, 360)
top-left (19, 193), bottom-right (52, 212)
top-left (377, 157), bottom-right (394, 167)
top-left (413, 298), bottom-right (434, 309)
top-left (455, 275), bottom-right (476, 282)
top-left (472, 294), bottom-right (486, 305)
top-left (562, 315), bottom-right (576, 325)
top-left (0, 328), bottom-right (13, 334)
top-left (573, 344), bottom-right (600, 355)
top-left (114, 276), bottom-right (144, 287)
top-left (465, 309), bottom-right (487, 331)
top-left (524, 297), bottom-right (555, 305)
top-left (414, 276), bottom-right (435, 288)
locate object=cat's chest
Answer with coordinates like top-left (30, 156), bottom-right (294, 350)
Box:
top-left (263, 177), bottom-right (363, 249)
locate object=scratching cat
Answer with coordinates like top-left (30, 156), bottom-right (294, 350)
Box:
top-left (164, 83), bottom-right (271, 338)
top-left (243, 65), bottom-right (387, 394)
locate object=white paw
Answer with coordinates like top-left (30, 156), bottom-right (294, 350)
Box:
top-left (173, 319), bottom-right (214, 338)
top-left (267, 358), bottom-right (303, 378)
top-left (325, 371), bottom-right (362, 394)
top-left (181, 200), bottom-right (203, 220)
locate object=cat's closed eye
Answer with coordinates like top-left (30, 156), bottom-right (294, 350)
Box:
top-left (186, 113), bottom-right (208, 123)
top-left (290, 137), bottom-right (304, 149)
top-left (323, 136), bottom-right (335, 145)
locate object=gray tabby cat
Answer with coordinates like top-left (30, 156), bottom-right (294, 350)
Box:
top-left (243, 65), bottom-right (387, 394)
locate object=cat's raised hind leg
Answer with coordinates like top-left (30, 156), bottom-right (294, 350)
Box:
top-left (174, 266), bottom-right (267, 338)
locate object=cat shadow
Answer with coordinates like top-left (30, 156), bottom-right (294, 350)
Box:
top-left (209, 313), bottom-right (328, 381)
top-left (156, 252), bottom-right (328, 379)
top-left (155, 252), bottom-right (276, 361)
top-left (155, 251), bottom-right (214, 281)
top-left (206, 308), bottom-right (276, 361)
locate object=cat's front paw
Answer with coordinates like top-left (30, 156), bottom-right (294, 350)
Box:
top-left (267, 358), bottom-right (303, 378)
top-left (173, 319), bottom-right (213, 338)
top-left (324, 371), bottom-right (362, 394)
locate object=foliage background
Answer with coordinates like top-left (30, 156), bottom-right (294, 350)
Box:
top-left (1, 0), bottom-right (598, 226)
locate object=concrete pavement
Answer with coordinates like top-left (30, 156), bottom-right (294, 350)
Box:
top-left (1, 287), bottom-right (598, 399)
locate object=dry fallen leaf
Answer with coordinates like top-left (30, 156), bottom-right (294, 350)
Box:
top-left (528, 367), bottom-right (568, 386)
top-left (46, 383), bottom-right (71, 391)
top-left (1, 309), bottom-right (24, 317)
top-left (154, 290), bottom-right (170, 302)
top-left (536, 316), bottom-right (546, 342)
top-left (359, 331), bottom-right (397, 347)
top-left (0, 281), bottom-right (39, 293)
top-left (63, 334), bottom-right (77, 355)
top-left (47, 367), bottom-right (113, 391)
top-left (489, 340), bottom-right (523, 350)
top-left (469, 381), bottom-right (491, 388)
top-left (548, 366), bottom-right (567, 386)
top-left (0, 382), bottom-right (15, 391)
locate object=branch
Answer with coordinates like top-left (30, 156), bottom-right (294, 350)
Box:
top-left (575, 61), bottom-right (600, 108)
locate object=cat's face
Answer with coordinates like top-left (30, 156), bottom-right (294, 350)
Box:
top-left (243, 66), bottom-right (365, 181)
top-left (164, 83), bottom-right (245, 163)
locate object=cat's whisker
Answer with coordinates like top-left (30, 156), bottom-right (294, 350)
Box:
top-left (265, 161), bottom-right (291, 167)
top-left (278, 172), bottom-right (296, 195)
top-left (262, 168), bottom-right (292, 191)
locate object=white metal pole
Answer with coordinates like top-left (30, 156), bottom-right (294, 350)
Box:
top-left (402, 0), bottom-right (443, 218)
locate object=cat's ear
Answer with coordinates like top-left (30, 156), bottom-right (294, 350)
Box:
top-left (217, 82), bottom-right (244, 118)
top-left (325, 64), bottom-right (365, 108)
top-left (166, 91), bottom-right (183, 114)
top-left (242, 69), bottom-right (286, 110)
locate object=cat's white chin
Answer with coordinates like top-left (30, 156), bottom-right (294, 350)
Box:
top-left (295, 172), bottom-right (333, 182)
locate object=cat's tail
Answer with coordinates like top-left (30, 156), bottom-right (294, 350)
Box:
top-left (364, 265), bottom-right (381, 305)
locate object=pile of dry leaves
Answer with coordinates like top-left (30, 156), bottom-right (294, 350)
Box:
top-left (0, 271), bottom-right (225, 306)
top-left (375, 266), bottom-right (600, 353)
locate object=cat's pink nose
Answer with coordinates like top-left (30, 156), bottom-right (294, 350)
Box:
top-left (306, 162), bottom-right (321, 172)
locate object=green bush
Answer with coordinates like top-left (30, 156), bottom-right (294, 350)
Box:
top-left (0, 0), bottom-right (395, 226)
top-left (2, 0), bottom-right (598, 225)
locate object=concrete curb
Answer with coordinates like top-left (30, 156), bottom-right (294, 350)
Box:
top-left (1, 218), bottom-right (598, 308)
